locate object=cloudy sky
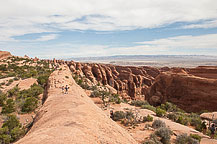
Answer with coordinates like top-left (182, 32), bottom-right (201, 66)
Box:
top-left (0, 0), bottom-right (217, 58)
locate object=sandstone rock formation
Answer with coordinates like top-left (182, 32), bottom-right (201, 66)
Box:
top-left (0, 51), bottom-right (12, 60)
top-left (16, 65), bottom-right (137, 144)
top-left (147, 71), bottom-right (217, 112)
top-left (67, 61), bottom-right (156, 100)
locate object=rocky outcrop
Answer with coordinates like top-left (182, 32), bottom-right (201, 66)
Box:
top-left (16, 65), bottom-right (137, 144)
top-left (68, 61), bottom-right (156, 99)
top-left (0, 51), bottom-right (12, 60)
top-left (147, 71), bottom-right (217, 112)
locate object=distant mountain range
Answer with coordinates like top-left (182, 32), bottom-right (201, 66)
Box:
top-left (66, 55), bottom-right (217, 61)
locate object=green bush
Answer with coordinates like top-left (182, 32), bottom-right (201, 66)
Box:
top-left (90, 90), bottom-right (101, 97)
top-left (21, 97), bottom-right (38, 113)
top-left (2, 115), bottom-right (21, 131)
top-left (156, 108), bottom-right (166, 117)
top-left (0, 92), bottom-right (6, 106)
top-left (18, 84), bottom-right (43, 99)
top-left (141, 104), bottom-right (156, 112)
top-left (109, 94), bottom-right (121, 104)
top-left (190, 134), bottom-right (201, 142)
top-left (131, 100), bottom-right (149, 107)
top-left (189, 113), bottom-right (202, 131)
top-left (167, 113), bottom-right (178, 121)
top-left (0, 64), bottom-right (7, 71)
top-left (176, 116), bottom-right (189, 126)
top-left (7, 86), bottom-right (19, 97)
top-left (1, 99), bottom-right (15, 114)
top-left (1, 115), bottom-right (25, 143)
top-left (152, 119), bottom-right (166, 129)
top-left (143, 134), bottom-right (162, 144)
top-left (112, 111), bottom-right (126, 121)
top-left (37, 74), bottom-right (49, 86)
top-left (10, 127), bottom-right (25, 142)
top-left (175, 133), bottom-right (199, 144)
top-left (155, 127), bottom-right (172, 144)
top-left (143, 115), bottom-right (153, 122)
top-left (125, 111), bottom-right (134, 120)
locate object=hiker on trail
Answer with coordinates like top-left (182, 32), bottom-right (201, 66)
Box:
top-left (62, 86), bottom-right (65, 93)
top-left (65, 85), bottom-right (69, 94)
top-left (202, 121), bottom-right (207, 134)
top-left (110, 110), bottom-right (114, 120)
top-left (210, 123), bottom-right (216, 139)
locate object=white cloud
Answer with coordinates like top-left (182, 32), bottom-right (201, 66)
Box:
top-left (0, 0), bottom-right (217, 41)
top-left (32, 34), bottom-right (59, 42)
top-left (182, 20), bottom-right (217, 29)
top-left (136, 34), bottom-right (217, 50)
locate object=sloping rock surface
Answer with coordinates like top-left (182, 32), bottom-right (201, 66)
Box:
top-left (0, 51), bottom-right (11, 60)
top-left (16, 65), bottom-right (137, 144)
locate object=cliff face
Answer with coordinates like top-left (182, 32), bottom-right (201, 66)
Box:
top-left (0, 51), bottom-right (12, 60)
top-left (67, 61), bottom-right (159, 100)
top-left (16, 65), bottom-right (137, 144)
top-left (147, 71), bottom-right (217, 112)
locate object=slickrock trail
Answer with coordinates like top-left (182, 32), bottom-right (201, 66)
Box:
top-left (16, 65), bottom-right (137, 144)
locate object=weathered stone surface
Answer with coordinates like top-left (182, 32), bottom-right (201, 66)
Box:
top-left (0, 51), bottom-right (12, 60)
top-left (147, 72), bottom-right (217, 112)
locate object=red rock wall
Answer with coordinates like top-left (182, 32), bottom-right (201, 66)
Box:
top-left (67, 61), bottom-right (159, 100)
top-left (147, 72), bottom-right (217, 112)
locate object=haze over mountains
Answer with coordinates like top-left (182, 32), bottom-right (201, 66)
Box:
top-left (67, 55), bottom-right (217, 68)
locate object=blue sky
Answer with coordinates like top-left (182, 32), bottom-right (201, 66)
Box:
top-left (0, 0), bottom-right (217, 58)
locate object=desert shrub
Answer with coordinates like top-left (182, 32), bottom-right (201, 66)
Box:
top-left (175, 133), bottom-right (199, 144)
top-left (112, 111), bottom-right (126, 121)
top-left (152, 119), bottom-right (166, 129)
top-left (18, 84), bottom-right (43, 99)
top-left (37, 74), bottom-right (49, 86)
top-left (0, 82), bottom-right (5, 85)
top-left (10, 127), bottom-right (25, 142)
top-left (155, 127), bottom-right (172, 144)
top-left (7, 86), bottom-right (19, 97)
top-left (0, 132), bottom-right (11, 144)
top-left (190, 134), bottom-right (201, 142)
top-left (189, 113), bottom-right (202, 131)
top-left (109, 94), bottom-right (121, 104)
top-left (160, 102), bottom-right (185, 113)
top-left (143, 134), bottom-right (162, 144)
top-left (13, 77), bottom-right (19, 81)
top-left (156, 108), bottom-right (166, 117)
top-left (90, 90), bottom-right (101, 97)
top-left (2, 115), bottom-right (21, 131)
top-left (21, 97), bottom-right (38, 113)
top-left (0, 92), bottom-right (6, 106)
top-left (176, 116), bottom-right (189, 126)
top-left (65, 76), bottom-right (69, 79)
top-left (1, 115), bottom-right (25, 143)
top-left (125, 111), bottom-right (134, 120)
top-left (1, 99), bottom-right (15, 114)
top-left (167, 113), bottom-right (178, 121)
top-left (0, 64), bottom-right (7, 71)
top-left (131, 100), bottom-right (149, 107)
top-left (143, 115), bottom-right (153, 122)
top-left (8, 79), bottom-right (14, 83)
top-left (141, 104), bottom-right (156, 112)
top-left (80, 83), bottom-right (90, 90)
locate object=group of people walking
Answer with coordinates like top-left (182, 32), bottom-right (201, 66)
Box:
top-left (62, 85), bottom-right (70, 94)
